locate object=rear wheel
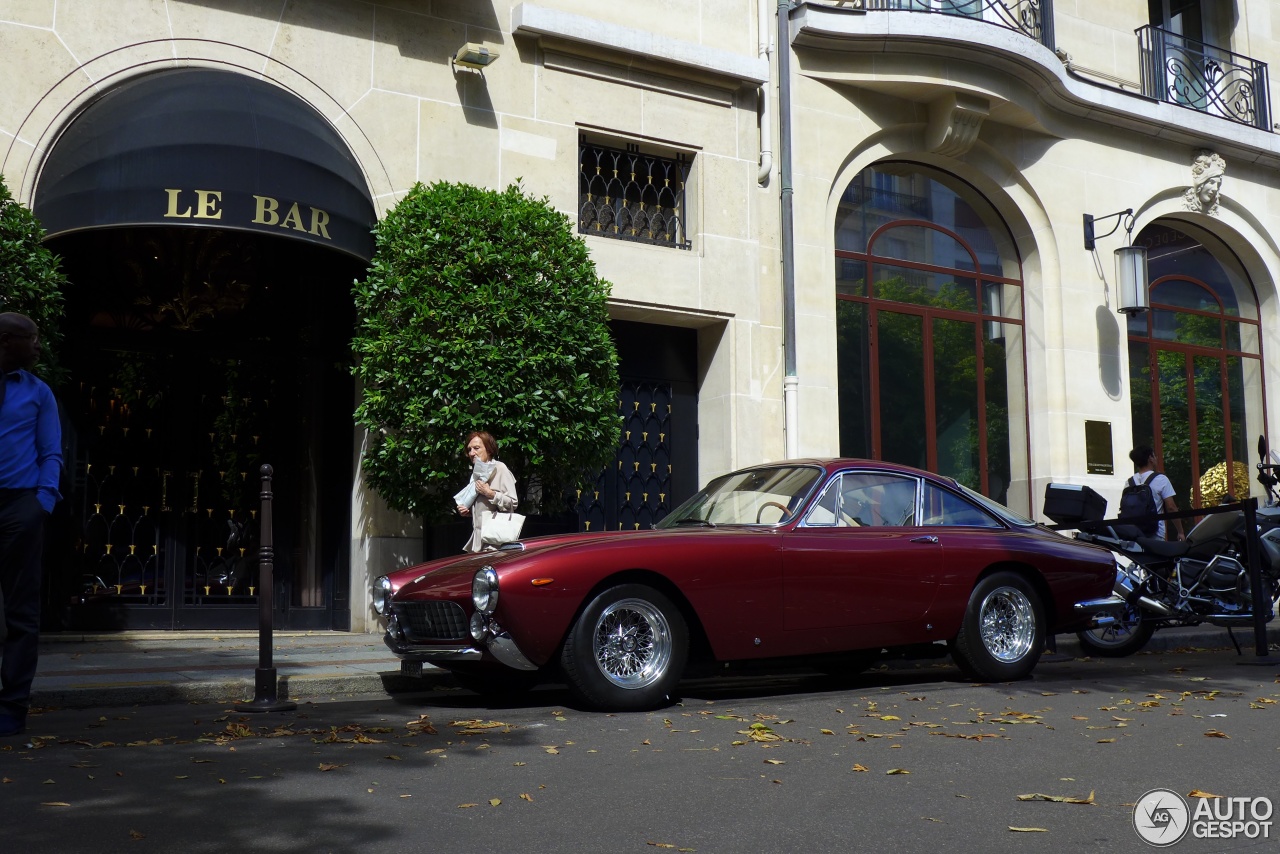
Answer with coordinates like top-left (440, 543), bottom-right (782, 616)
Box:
top-left (950, 572), bottom-right (1045, 681)
top-left (560, 584), bottom-right (688, 712)
top-left (1075, 601), bottom-right (1155, 657)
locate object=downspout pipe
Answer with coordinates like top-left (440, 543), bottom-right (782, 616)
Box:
top-left (757, 0), bottom-right (774, 185)
top-left (777, 0), bottom-right (799, 458)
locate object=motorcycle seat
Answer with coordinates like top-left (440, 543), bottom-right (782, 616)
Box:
top-left (1133, 537), bottom-right (1190, 558)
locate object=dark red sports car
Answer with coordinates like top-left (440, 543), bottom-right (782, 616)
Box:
top-left (374, 460), bottom-right (1120, 710)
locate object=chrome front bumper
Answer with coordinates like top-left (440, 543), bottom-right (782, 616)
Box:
top-left (383, 612), bottom-right (538, 671)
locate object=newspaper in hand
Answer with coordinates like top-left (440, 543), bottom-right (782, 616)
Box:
top-left (453, 459), bottom-right (498, 509)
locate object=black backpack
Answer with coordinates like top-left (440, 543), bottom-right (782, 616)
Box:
top-left (1118, 473), bottom-right (1161, 536)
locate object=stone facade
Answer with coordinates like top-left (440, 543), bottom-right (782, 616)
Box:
top-left (4, 1), bottom-right (1279, 631)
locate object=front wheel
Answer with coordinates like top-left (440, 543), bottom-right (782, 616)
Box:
top-left (560, 584), bottom-right (688, 712)
top-left (1075, 601), bottom-right (1155, 657)
top-left (950, 572), bottom-right (1045, 682)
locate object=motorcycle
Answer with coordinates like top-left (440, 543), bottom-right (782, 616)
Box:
top-left (1065, 435), bottom-right (1280, 657)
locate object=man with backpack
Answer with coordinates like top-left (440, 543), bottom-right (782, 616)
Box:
top-left (1120, 446), bottom-right (1185, 541)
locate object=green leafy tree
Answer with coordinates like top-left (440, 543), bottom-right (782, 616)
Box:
top-left (352, 181), bottom-right (620, 521)
top-left (0, 174), bottom-right (66, 378)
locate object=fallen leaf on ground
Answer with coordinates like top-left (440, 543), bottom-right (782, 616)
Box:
top-left (1188, 789), bottom-right (1223, 798)
top-left (457, 803), bottom-right (478, 809)
top-left (317, 763), bottom-right (345, 772)
top-left (1203, 730), bottom-right (1230, 739)
top-left (764, 759), bottom-right (785, 765)
top-left (851, 764), bottom-right (869, 772)
top-left (129, 830), bottom-right (144, 839)
top-left (520, 793), bottom-right (533, 802)
top-left (40, 802), bottom-right (71, 807)
top-left (1016, 791), bottom-right (1094, 805)
top-left (886, 769), bottom-right (910, 775)
top-left (1009, 827), bottom-right (1048, 833)
top-left (489, 798), bottom-right (501, 806)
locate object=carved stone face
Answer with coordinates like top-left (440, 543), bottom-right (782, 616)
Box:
top-left (1198, 175), bottom-right (1222, 205)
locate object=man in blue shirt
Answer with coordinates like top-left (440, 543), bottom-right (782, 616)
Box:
top-left (0, 312), bottom-right (62, 737)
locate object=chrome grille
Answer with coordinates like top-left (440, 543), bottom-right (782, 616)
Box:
top-left (391, 601), bottom-right (468, 641)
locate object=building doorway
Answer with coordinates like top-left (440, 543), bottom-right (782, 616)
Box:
top-left (31, 68), bottom-right (376, 630)
top-left (45, 227), bottom-right (362, 630)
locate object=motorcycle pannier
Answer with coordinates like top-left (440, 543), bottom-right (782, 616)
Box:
top-left (1043, 483), bottom-right (1107, 526)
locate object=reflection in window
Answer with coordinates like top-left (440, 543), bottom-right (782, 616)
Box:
top-left (1128, 223), bottom-right (1265, 507)
top-left (834, 162), bottom-right (1027, 512)
top-left (921, 482), bottom-right (999, 527)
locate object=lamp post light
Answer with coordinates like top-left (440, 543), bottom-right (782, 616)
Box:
top-left (1115, 244), bottom-right (1150, 315)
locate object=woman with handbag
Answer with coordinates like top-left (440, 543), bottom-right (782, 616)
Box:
top-left (456, 431), bottom-right (521, 552)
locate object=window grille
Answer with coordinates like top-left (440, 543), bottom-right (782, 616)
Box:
top-left (579, 138), bottom-right (691, 250)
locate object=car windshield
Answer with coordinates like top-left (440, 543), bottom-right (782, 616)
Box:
top-left (657, 465), bottom-right (824, 527)
top-left (955, 482), bottom-right (1037, 528)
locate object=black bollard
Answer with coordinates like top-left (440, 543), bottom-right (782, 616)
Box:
top-left (242, 464), bottom-right (297, 712)
top-left (1237, 497), bottom-right (1279, 666)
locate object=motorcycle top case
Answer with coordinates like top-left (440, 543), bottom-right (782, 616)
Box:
top-left (1043, 483), bottom-right (1107, 526)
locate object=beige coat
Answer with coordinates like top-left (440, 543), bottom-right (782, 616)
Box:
top-left (462, 460), bottom-right (519, 553)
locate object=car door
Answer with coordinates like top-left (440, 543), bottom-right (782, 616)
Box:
top-left (782, 471), bottom-right (941, 644)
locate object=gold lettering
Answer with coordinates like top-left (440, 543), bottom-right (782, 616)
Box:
top-left (252, 195), bottom-right (280, 226)
top-left (308, 207), bottom-right (331, 239)
top-left (280, 202), bottom-right (306, 232)
top-left (164, 188), bottom-right (192, 218)
top-left (193, 190), bottom-right (223, 220)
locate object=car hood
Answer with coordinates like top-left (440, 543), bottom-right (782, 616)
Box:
top-left (385, 526), bottom-right (768, 598)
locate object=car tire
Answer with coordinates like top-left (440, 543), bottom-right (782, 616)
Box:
top-left (445, 664), bottom-right (541, 699)
top-left (1074, 603), bottom-right (1155, 657)
top-left (949, 572), bottom-right (1044, 682)
top-left (560, 584), bottom-right (688, 712)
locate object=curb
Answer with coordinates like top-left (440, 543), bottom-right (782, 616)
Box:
top-left (32, 670), bottom-right (442, 710)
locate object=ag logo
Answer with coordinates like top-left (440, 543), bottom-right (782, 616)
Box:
top-left (1134, 788), bottom-right (1190, 846)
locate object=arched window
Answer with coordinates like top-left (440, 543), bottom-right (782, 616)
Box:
top-left (1128, 223), bottom-right (1266, 507)
top-left (834, 163), bottom-right (1028, 510)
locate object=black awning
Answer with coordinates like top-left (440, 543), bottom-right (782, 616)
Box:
top-left (34, 69), bottom-right (376, 261)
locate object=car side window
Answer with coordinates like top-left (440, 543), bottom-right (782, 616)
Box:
top-left (921, 482), bottom-right (1001, 527)
top-left (838, 473), bottom-right (918, 527)
top-left (804, 476), bottom-right (842, 526)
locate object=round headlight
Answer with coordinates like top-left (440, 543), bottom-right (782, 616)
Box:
top-left (372, 575), bottom-right (392, 615)
top-left (472, 566), bottom-right (499, 615)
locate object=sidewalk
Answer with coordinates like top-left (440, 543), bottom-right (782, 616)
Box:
top-left (28, 623), bottom-right (1280, 711)
top-left (31, 630), bottom-right (431, 710)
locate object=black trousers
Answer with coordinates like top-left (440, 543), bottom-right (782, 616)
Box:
top-left (0, 489), bottom-right (45, 717)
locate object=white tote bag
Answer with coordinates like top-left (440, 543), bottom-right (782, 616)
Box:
top-left (481, 510), bottom-right (526, 546)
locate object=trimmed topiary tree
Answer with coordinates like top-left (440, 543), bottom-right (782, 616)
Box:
top-left (352, 181), bottom-right (620, 522)
top-left (0, 174), bottom-right (66, 377)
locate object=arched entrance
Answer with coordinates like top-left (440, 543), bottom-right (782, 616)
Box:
top-left (35, 69), bottom-right (375, 630)
top-left (833, 162), bottom-right (1029, 512)
top-left (1128, 222), bottom-right (1266, 509)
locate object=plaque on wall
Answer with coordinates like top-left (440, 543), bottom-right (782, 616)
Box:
top-left (1085, 420), bottom-right (1114, 475)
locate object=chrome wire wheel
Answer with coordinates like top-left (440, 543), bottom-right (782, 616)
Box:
top-left (978, 585), bottom-right (1036, 663)
top-left (591, 597), bottom-right (673, 689)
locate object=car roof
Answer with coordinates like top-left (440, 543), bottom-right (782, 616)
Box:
top-left (740, 458), bottom-right (958, 483)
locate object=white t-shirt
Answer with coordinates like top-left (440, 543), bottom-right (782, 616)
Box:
top-left (1132, 470), bottom-right (1176, 539)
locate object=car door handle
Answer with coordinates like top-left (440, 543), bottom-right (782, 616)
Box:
top-left (910, 535), bottom-right (939, 544)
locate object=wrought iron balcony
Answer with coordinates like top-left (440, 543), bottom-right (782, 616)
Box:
top-left (1137, 25), bottom-right (1271, 131)
top-left (839, 0), bottom-right (1054, 50)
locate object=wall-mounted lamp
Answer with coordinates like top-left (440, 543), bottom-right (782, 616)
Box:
top-left (452, 43), bottom-right (499, 72)
top-left (1083, 208), bottom-right (1149, 315)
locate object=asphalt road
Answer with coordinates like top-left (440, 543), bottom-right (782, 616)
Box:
top-left (2, 648), bottom-right (1278, 854)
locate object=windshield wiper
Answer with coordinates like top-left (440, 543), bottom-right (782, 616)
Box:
top-left (670, 518), bottom-right (717, 528)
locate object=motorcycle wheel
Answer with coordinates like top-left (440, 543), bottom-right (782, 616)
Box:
top-left (1075, 602), bottom-right (1155, 657)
